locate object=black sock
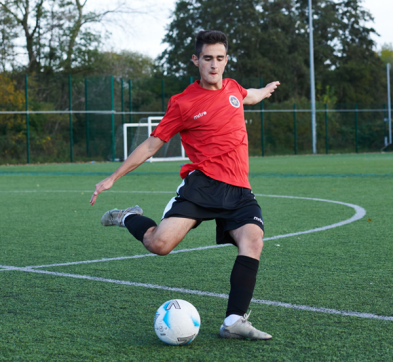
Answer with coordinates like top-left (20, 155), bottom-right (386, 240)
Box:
top-left (124, 214), bottom-right (157, 243)
top-left (226, 255), bottom-right (259, 317)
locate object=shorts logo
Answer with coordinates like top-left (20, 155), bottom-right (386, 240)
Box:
top-left (194, 111), bottom-right (207, 119)
top-left (254, 216), bottom-right (264, 225)
top-left (229, 95), bottom-right (240, 108)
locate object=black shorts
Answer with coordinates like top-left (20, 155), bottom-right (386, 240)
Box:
top-left (162, 170), bottom-right (264, 245)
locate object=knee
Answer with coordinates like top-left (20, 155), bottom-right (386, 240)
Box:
top-left (252, 236), bottom-right (264, 254)
top-left (143, 235), bottom-right (172, 256)
top-left (241, 236), bottom-right (263, 259)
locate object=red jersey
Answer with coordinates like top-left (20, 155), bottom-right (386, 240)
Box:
top-left (151, 78), bottom-right (250, 188)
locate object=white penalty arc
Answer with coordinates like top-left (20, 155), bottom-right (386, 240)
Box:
top-left (254, 194), bottom-right (366, 240)
top-left (21, 192), bottom-right (366, 269)
top-left (0, 191), bottom-right (366, 269)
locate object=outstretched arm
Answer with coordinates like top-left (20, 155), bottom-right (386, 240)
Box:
top-left (90, 136), bottom-right (164, 205)
top-left (243, 81), bottom-right (280, 105)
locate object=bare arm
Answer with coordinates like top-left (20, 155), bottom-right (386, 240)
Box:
top-left (243, 81), bottom-right (280, 105)
top-left (90, 136), bottom-right (164, 205)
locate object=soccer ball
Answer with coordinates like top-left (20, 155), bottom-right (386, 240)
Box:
top-left (154, 299), bottom-right (201, 346)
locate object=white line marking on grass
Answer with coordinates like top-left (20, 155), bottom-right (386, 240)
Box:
top-left (253, 194), bottom-right (366, 240)
top-left (24, 193), bottom-right (366, 269)
top-left (2, 265), bottom-right (391, 322)
top-left (28, 244), bottom-right (230, 268)
top-left (0, 190), bottom-right (38, 192)
top-left (2, 190), bottom-right (380, 322)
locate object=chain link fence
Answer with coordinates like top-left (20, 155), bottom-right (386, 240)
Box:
top-left (0, 74), bottom-right (391, 164)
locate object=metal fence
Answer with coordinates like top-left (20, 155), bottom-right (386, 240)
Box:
top-left (0, 74), bottom-right (392, 164)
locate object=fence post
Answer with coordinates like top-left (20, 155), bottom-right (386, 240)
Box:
top-left (387, 63), bottom-right (392, 144)
top-left (325, 103), bottom-right (328, 154)
top-left (383, 104), bottom-right (387, 143)
top-left (111, 76), bottom-right (115, 161)
top-left (355, 103), bottom-right (358, 153)
top-left (25, 74), bottom-right (30, 164)
top-left (128, 79), bottom-right (132, 124)
top-left (162, 78), bottom-right (165, 113)
top-left (293, 103), bottom-right (297, 155)
top-left (68, 75), bottom-right (73, 162)
top-left (260, 78), bottom-right (265, 156)
top-left (121, 78), bottom-right (125, 125)
top-left (85, 78), bottom-right (89, 157)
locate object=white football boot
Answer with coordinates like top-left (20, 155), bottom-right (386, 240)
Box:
top-left (100, 206), bottom-right (143, 227)
top-left (219, 311), bottom-right (272, 340)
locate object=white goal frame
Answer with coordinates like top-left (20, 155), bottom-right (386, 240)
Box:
top-left (123, 116), bottom-right (188, 162)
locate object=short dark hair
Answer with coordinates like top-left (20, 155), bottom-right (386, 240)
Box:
top-left (195, 30), bottom-right (228, 58)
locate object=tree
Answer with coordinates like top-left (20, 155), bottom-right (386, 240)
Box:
top-left (158, 0), bottom-right (384, 103)
top-left (0, 0), bottom-right (46, 72)
top-left (80, 50), bottom-right (154, 78)
top-left (380, 43), bottom-right (393, 67)
top-left (158, 0), bottom-right (261, 78)
top-left (0, 0), bottom-right (153, 73)
top-left (0, 10), bottom-right (18, 71)
top-left (328, 0), bottom-right (385, 104)
top-left (0, 74), bottom-right (25, 160)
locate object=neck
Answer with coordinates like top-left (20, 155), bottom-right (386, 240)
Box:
top-left (199, 78), bottom-right (223, 90)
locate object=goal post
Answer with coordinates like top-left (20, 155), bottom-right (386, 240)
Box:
top-left (123, 116), bottom-right (188, 162)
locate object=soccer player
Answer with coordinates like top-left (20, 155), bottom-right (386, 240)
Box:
top-left (90, 30), bottom-right (279, 340)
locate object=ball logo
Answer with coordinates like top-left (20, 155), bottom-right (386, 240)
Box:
top-left (165, 300), bottom-right (181, 310)
top-left (229, 95), bottom-right (240, 108)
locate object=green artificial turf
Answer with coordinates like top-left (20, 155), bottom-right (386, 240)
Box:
top-left (1, 153), bottom-right (392, 361)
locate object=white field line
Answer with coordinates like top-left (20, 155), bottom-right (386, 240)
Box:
top-left (21, 193), bottom-right (365, 269)
top-left (2, 265), bottom-right (391, 322)
top-left (26, 244), bottom-right (230, 269)
top-left (1, 192), bottom-right (381, 322)
top-left (254, 194), bottom-right (366, 240)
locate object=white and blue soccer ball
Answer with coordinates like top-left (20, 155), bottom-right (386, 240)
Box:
top-left (154, 299), bottom-right (201, 346)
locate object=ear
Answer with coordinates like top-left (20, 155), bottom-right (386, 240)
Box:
top-left (192, 54), bottom-right (199, 67)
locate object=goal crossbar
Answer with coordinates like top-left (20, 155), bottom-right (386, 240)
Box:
top-left (123, 117), bottom-right (188, 162)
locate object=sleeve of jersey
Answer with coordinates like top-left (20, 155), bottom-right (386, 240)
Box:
top-left (232, 79), bottom-right (248, 99)
top-left (150, 99), bottom-right (184, 142)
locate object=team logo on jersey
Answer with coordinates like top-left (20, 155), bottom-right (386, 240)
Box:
top-left (229, 95), bottom-right (240, 108)
top-left (194, 111), bottom-right (207, 119)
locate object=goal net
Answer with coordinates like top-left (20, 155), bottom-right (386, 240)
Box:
top-left (123, 116), bottom-right (188, 162)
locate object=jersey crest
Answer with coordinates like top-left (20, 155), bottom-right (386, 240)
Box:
top-left (229, 95), bottom-right (240, 108)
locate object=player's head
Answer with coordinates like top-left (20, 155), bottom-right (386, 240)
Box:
top-left (194, 30), bottom-right (228, 59)
top-left (192, 30), bottom-right (229, 89)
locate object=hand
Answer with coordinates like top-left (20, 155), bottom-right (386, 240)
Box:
top-left (263, 81), bottom-right (280, 99)
top-left (90, 177), bottom-right (114, 205)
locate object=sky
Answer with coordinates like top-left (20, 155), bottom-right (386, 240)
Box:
top-left (91, 0), bottom-right (393, 60)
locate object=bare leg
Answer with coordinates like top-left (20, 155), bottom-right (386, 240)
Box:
top-left (143, 217), bottom-right (197, 256)
top-left (229, 223), bottom-right (264, 259)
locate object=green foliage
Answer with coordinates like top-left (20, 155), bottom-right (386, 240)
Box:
top-left (158, 0), bottom-right (386, 104)
top-left (81, 51), bottom-right (154, 79)
top-left (379, 43), bottom-right (393, 66)
top-left (0, 74), bottom-right (25, 160)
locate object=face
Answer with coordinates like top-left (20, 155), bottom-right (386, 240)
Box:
top-left (192, 43), bottom-right (228, 90)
